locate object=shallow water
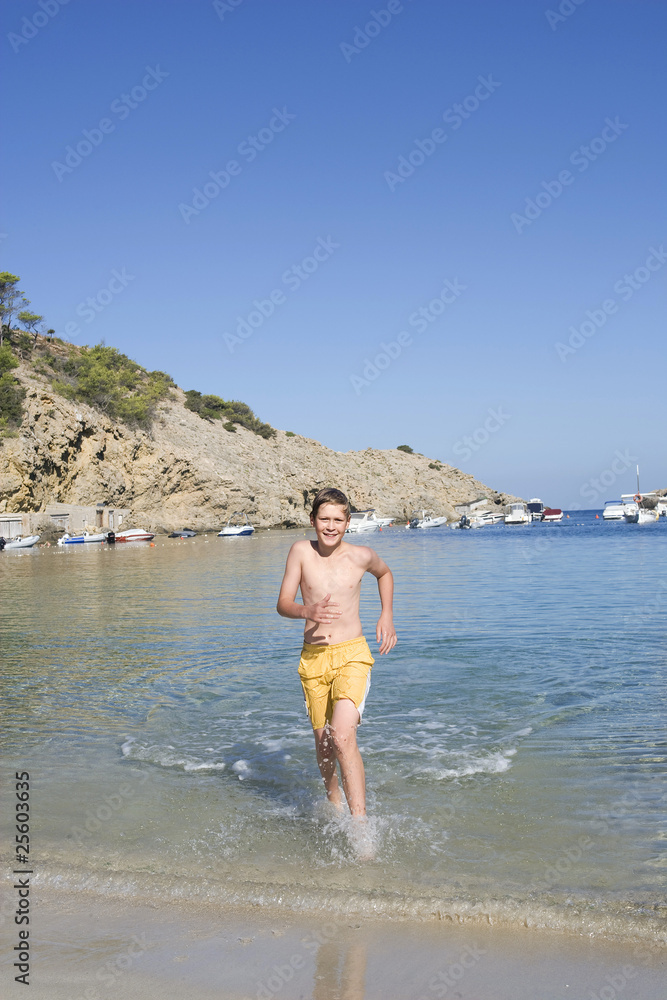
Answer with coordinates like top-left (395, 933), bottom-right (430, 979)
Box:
top-left (1, 513), bottom-right (666, 941)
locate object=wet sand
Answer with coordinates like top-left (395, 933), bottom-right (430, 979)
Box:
top-left (14, 889), bottom-right (665, 1000)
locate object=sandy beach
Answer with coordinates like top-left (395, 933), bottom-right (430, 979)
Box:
top-left (16, 889), bottom-right (665, 1000)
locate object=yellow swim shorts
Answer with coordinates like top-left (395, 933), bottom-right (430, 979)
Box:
top-left (298, 636), bottom-right (374, 731)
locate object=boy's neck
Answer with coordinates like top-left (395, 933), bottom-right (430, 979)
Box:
top-left (313, 537), bottom-right (345, 557)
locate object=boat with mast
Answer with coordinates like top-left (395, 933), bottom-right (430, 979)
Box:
top-left (623, 466), bottom-right (659, 524)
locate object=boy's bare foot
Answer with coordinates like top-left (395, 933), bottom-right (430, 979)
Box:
top-left (347, 815), bottom-right (376, 861)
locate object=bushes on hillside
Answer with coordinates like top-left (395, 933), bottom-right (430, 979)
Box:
top-left (43, 345), bottom-right (174, 427)
top-left (184, 390), bottom-right (275, 438)
top-left (0, 345), bottom-right (26, 437)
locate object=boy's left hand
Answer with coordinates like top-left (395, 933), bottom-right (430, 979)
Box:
top-left (376, 615), bottom-right (397, 654)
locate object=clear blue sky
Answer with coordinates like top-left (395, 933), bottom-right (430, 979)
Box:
top-left (2, 0), bottom-right (665, 507)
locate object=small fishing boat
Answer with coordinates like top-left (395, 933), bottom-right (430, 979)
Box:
top-left (168, 529), bottom-right (197, 538)
top-left (407, 510), bottom-right (448, 529)
top-left (542, 508), bottom-right (563, 522)
top-left (1, 535), bottom-right (41, 549)
top-left (109, 528), bottom-right (155, 543)
top-left (57, 531), bottom-right (107, 545)
top-left (504, 502), bottom-right (531, 525)
top-left (218, 513), bottom-right (255, 537)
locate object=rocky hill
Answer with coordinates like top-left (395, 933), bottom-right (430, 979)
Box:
top-left (0, 340), bottom-right (518, 531)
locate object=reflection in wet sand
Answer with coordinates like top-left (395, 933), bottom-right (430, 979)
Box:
top-left (313, 936), bottom-right (366, 1000)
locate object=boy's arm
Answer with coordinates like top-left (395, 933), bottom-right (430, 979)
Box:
top-left (276, 545), bottom-right (342, 624)
top-left (366, 550), bottom-right (397, 654)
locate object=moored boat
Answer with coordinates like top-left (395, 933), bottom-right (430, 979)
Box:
top-left (542, 508), bottom-right (563, 522)
top-left (504, 502), bottom-right (531, 525)
top-left (527, 499), bottom-right (545, 521)
top-left (623, 502), bottom-right (659, 525)
top-left (109, 528), bottom-right (155, 542)
top-left (602, 500), bottom-right (625, 520)
top-left (346, 509), bottom-right (394, 533)
top-left (451, 510), bottom-right (503, 529)
top-left (1, 534), bottom-right (41, 550)
top-left (168, 529), bottom-right (197, 538)
top-left (218, 513), bottom-right (254, 537)
top-left (621, 467), bottom-right (660, 524)
top-left (57, 531), bottom-right (107, 545)
top-left (407, 510), bottom-right (448, 529)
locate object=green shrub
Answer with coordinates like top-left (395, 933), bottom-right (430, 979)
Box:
top-left (185, 389), bottom-right (275, 438)
top-left (0, 345), bottom-right (19, 375)
top-left (0, 375), bottom-right (25, 435)
top-left (397, 444), bottom-right (413, 454)
top-left (0, 345), bottom-right (25, 434)
top-left (40, 344), bottom-right (173, 428)
top-left (285, 431), bottom-right (295, 437)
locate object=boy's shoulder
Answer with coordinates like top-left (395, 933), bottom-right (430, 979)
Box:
top-left (288, 539), bottom-right (312, 556)
top-left (342, 541), bottom-right (376, 566)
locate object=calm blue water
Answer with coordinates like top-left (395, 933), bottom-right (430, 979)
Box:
top-left (1, 512), bottom-right (665, 941)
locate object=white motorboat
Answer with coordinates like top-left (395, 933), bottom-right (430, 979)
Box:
top-left (218, 512), bottom-right (255, 537)
top-left (110, 528), bottom-right (155, 542)
top-left (346, 509), bottom-right (394, 533)
top-left (602, 500), bottom-right (625, 520)
top-left (57, 531), bottom-right (107, 545)
top-left (504, 502), bottom-right (531, 525)
top-left (621, 467), bottom-right (660, 524)
top-left (542, 508), bottom-right (564, 522)
top-left (450, 510), bottom-right (503, 529)
top-left (1, 534), bottom-right (40, 549)
top-left (407, 510), bottom-right (448, 529)
top-left (656, 497), bottom-right (667, 517)
top-left (471, 510), bottom-right (504, 527)
top-left (623, 502), bottom-right (658, 525)
top-left (527, 499), bottom-right (545, 521)
top-left (346, 510), bottom-right (379, 533)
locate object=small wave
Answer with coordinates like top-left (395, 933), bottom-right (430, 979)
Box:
top-left (122, 738), bottom-right (226, 772)
top-left (33, 862), bottom-right (667, 946)
top-left (412, 749), bottom-right (515, 780)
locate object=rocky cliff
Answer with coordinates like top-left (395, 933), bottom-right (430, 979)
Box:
top-left (0, 362), bottom-right (518, 530)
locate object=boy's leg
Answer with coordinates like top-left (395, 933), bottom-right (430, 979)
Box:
top-left (314, 725), bottom-right (342, 808)
top-left (329, 699), bottom-right (366, 816)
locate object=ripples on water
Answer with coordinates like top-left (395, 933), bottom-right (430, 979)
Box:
top-left (1, 515), bottom-right (666, 939)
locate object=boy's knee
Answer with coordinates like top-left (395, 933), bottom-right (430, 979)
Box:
top-left (330, 726), bottom-right (357, 756)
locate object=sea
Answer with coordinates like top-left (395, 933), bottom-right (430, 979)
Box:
top-left (1, 511), bottom-right (666, 944)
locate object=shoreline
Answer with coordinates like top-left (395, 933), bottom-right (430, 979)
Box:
top-left (26, 856), bottom-right (667, 946)
top-left (17, 888), bottom-right (666, 1000)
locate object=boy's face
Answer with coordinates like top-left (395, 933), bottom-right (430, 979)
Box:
top-left (311, 503), bottom-right (350, 545)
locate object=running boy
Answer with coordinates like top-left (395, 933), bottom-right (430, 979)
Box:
top-left (276, 488), bottom-right (397, 817)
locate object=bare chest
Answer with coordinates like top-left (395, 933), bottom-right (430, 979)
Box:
top-left (302, 552), bottom-right (363, 598)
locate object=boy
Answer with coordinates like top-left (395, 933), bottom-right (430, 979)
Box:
top-left (276, 487), bottom-right (396, 818)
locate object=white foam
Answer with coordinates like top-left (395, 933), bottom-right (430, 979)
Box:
top-left (414, 749), bottom-right (515, 780)
top-left (121, 739), bottom-right (226, 772)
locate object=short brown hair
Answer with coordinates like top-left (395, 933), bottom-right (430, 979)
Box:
top-left (311, 487), bottom-right (351, 519)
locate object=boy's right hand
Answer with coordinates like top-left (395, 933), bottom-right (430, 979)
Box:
top-left (306, 593), bottom-right (342, 623)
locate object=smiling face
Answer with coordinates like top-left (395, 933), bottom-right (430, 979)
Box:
top-left (310, 502), bottom-right (350, 547)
